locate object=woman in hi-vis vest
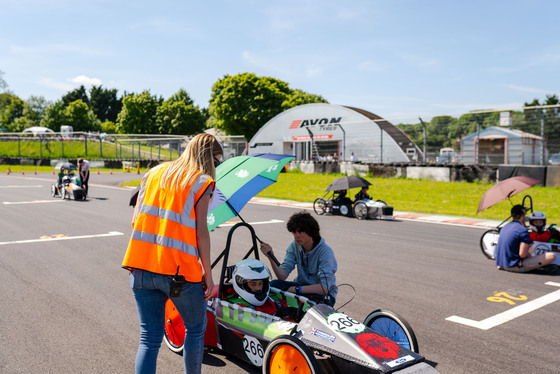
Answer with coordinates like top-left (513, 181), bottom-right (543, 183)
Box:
top-left (122, 133), bottom-right (222, 374)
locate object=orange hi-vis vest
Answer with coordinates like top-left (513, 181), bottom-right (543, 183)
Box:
top-left (122, 164), bottom-right (214, 282)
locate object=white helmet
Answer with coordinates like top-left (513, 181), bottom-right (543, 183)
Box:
top-left (528, 211), bottom-right (546, 233)
top-left (232, 259), bottom-right (271, 307)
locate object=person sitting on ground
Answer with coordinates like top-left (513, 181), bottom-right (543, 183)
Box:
top-left (495, 205), bottom-right (556, 273)
top-left (355, 186), bottom-right (371, 201)
top-left (226, 259), bottom-right (298, 320)
top-left (528, 211), bottom-right (560, 243)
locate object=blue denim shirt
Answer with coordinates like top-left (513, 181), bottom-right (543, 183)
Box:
top-left (280, 237), bottom-right (338, 298)
top-left (495, 220), bottom-right (533, 268)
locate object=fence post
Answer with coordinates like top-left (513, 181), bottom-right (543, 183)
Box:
top-left (84, 135), bottom-right (88, 156)
top-left (62, 137), bottom-right (64, 157)
top-left (99, 135), bottom-right (103, 158)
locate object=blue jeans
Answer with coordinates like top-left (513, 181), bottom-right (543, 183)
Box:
top-left (130, 269), bottom-right (206, 374)
top-left (270, 279), bottom-right (336, 307)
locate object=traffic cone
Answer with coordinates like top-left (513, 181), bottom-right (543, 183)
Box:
top-left (34, 169), bottom-right (37, 175)
top-left (97, 169), bottom-right (100, 175)
top-left (110, 169), bottom-right (113, 175)
top-left (21, 169), bottom-right (24, 175)
top-left (6, 168), bottom-right (10, 175)
top-left (137, 164), bottom-right (140, 174)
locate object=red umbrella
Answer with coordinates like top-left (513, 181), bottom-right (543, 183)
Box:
top-left (477, 176), bottom-right (541, 213)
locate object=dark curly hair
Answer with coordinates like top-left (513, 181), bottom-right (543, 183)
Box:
top-left (286, 211), bottom-right (320, 240)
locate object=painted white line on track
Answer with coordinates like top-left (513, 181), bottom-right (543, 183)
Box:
top-left (446, 282), bottom-right (560, 330)
top-left (218, 219), bottom-right (284, 227)
top-left (0, 231), bottom-right (124, 246)
top-left (0, 185), bottom-right (43, 188)
top-left (3, 199), bottom-right (64, 205)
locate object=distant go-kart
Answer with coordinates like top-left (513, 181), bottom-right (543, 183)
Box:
top-left (164, 223), bottom-right (438, 373)
top-left (480, 195), bottom-right (560, 265)
top-left (51, 162), bottom-right (85, 200)
top-left (313, 176), bottom-right (394, 220)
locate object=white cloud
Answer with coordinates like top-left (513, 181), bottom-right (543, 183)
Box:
top-left (71, 75), bottom-right (103, 86)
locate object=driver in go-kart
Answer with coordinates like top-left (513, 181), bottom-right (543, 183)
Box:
top-left (226, 259), bottom-right (298, 321)
top-left (354, 186), bottom-right (371, 201)
top-left (528, 211), bottom-right (560, 243)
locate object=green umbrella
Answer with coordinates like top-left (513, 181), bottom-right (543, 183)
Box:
top-left (206, 153), bottom-right (294, 232)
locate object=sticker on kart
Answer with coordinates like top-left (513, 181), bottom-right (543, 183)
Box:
top-left (242, 335), bottom-right (264, 366)
top-left (327, 312), bottom-right (366, 334)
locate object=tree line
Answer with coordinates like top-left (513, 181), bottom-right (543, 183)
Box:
top-left (0, 71), bottom-right (327, 141)
top-left (1, 69), bottom-right (558, 153)
top-left (396, 94), bottom-right (560, 154)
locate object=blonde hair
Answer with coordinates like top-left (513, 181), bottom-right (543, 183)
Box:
top-left (160, 133), bottom-right (223, 189)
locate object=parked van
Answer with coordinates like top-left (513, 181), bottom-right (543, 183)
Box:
top-left (436, 147), bottom-right (458, 164)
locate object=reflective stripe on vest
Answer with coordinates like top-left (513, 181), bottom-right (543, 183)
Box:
top-left (122, 165), bottom-right (214, 281)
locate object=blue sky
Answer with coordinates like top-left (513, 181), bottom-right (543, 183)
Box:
top-left (1, 0), bottom-right (559, 124)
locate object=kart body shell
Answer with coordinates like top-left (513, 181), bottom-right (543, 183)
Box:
top-left (313, 191), bottom-right (394, 221)
top-left (51, 167), bottom-right (85, 201)
top-left (164, 223), bottom-right (438, 373)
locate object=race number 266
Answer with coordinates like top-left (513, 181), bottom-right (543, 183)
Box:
top-left (327, 313), bottom-right (366, 333)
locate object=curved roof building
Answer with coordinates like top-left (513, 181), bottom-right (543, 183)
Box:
top-left (248, 103), bottom-right (420, 162)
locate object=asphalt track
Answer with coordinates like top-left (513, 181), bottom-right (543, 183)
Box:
top-left (1, 172), bottom-right (559, 374)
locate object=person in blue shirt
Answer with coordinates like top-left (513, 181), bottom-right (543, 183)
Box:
top-left (260, 211), bottom-right (337, 306)
top-left (495, 205), bottom-right (556, 272)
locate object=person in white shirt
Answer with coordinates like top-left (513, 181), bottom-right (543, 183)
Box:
top-left (78, 158), bottom-right (90, 197)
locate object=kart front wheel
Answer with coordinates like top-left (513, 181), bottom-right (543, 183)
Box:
top-left (364, 309), bottom-right (419, 353)
top-left (163, 298), bottom-right (184, 354)
top-left (480, 229), bottom-right (499, 260)
top-left (263, 335), bottom-right (320, 374)
top-left (313, 198), bottom-right (327, 215)
top-left (353, 201), bottom-right (368, 220)
top-left (51, 184), bottom-right (57, 197)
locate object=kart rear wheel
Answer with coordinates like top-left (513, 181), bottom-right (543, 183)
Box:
top-left (480, 229), bottom-right (499, 260)
top-left (263, 335), bottom-right (320, 374)
top-left (364, 309), bottom-right (419, 353)
top-left (51, 184), bottom-right (57, 197)
top-left (353, 201), bottom-right (368, 220)
top-left (313, 198), bottom-right (327, 215)
top-left (164, 298), bottom-right (185, 354)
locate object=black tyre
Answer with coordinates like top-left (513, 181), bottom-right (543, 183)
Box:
top-left (313, 198), bottom-right (327, 215)
top-left (51, 184), bottom-right (57, 197)
top-left (375, 199), bottom-right (387, 205)
top-left (364, 309), bottom-right (419, 353)
top-left (480, 229), bottom-right (499, 260)
top-left (353, 201), bottom-right (368, 220)
top-left (263, 335), bottom-right (320, 374)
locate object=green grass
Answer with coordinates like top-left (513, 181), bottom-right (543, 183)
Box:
top-left (0, 139), bottom-right (180, 160)
top-left (102, 169), bottom-right (560, 223)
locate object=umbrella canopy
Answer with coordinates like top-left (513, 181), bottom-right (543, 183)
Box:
top-left (207, 153), bottom-right (294, 231)
top-left (476, 176), bottom-right (541, 213)
top-left (325, 176), bottom-right (371, 192)
top-left (53, 162), bottom-right (77, 172)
